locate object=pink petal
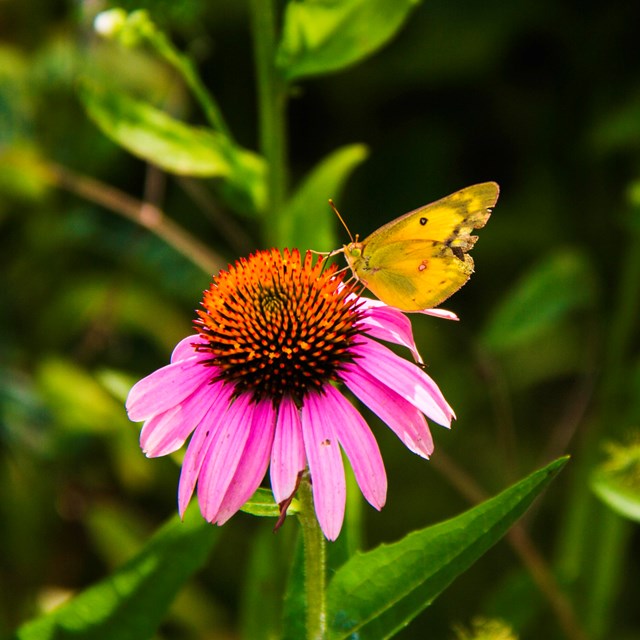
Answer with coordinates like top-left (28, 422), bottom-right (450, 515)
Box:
top-left (171, 334), bottom-right (208, 363)
top-left (346, 291), bottom-right (458, 319)
top-left (342, 365), bottom-right (434, 458)
top-left (197, 393), bottom-right (255, 522)
top-left (216, 399), bottom-right (276, 525)
top-left (301, 391), bottom-right (346, 541)
top-left (178, 383), bottom-right (234, 516)
top-left (419, 308), bottom-right (459, 320)
top-left (270, 396), bottom-right (306, 504)
top-left (321, 385), bottom-right (386, 510)
top-left (140, 379), bottom-right (217, 457)
top-left (126, 357), bottom-right (215, 422)
top-left (349, 336), bottom-right (455, 427)
top-left (359, 305), bottom-right (424, 364)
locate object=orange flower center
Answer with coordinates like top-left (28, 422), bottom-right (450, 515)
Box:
top-left (195, 249), bottom-right (362, 404)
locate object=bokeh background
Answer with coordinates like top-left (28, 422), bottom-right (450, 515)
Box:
top-left (2, 0), bottom-right (640, 638)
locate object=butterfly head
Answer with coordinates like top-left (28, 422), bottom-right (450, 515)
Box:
top-left (344, 238), bottom-right (362, 258)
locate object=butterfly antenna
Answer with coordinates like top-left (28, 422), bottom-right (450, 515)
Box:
top-left (329, 199), bottom-right (354, 243)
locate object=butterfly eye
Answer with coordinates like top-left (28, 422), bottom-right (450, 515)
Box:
top-left (419, 217), bottom-right (428, 226)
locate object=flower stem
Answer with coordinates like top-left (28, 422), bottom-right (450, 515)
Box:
top-left (249, 0), bottom-right (288, 243)
top-left (297, 476), bottom-right (327, 640)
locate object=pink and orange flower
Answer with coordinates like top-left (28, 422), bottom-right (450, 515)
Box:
top-left (126, 249), bottom-right (455, 540)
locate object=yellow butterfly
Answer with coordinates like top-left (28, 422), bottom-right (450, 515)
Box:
top-left (332, 182), bottom-right (499, 311)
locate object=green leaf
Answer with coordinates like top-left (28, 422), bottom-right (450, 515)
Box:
top-left (591, 437), bottom-right (640, 523)
top-left (325, 457), bottom-right (568, 639)
top-left (12, 505), bottom-right (219, 640)
top-left (240, 487), bottom-right (301, 518)
top-left (481, 250), bottom-right (597, 352)
top-left (277, 0), bottom-right (420, 80)
top-left (80, 83), bottom-right (233, 177)
top-left (36, 358), bottom-right (126, 435)
top-left (591, 472), bottom-right (640, 523)
top-left (279, 144), bottom-right (368, 251)
top-left (217, 145), bottom-right (268, 216)
top-left (80, 83), bottom-right (267, 214)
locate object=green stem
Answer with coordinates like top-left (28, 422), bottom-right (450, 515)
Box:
top-left (558, 207), bottom-right (640, 637)
top-left (583, 221), bottom-right (640, 636)
top-left (297, 476), bottom-right (327, 640)
top-left (250, 0), bottom-right (289, 242)
top-left (585, 508), bottom-right (631, 638)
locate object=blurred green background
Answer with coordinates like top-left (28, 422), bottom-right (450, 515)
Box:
top-left (2, 0), bottom-right (640, 638)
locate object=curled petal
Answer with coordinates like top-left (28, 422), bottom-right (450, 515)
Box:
top-left (359, 304), bottom-right (424, 364)
top-left (348, 291), bottom-right (459, 320)
top-left (342, 364), bottom-right (434, 458)
top-left (349, 336), bottom-right (455, 427)
top-left (419, 308), bottom-right (459, 321)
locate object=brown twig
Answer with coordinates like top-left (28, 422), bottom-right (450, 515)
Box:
top-left (177, 177), bottom-right (254, 255)
top-left (44, 163), bottom-right (224, 275)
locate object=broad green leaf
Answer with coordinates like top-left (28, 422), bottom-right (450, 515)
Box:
top-left (80, 83), bottom-right (267, 214)
top-left (279, 144), bottom-right (369, 251)
top-left (277, 0), bottom-right (420, 80)
top-left (326, 457), bottom-right (568, 639)
top-left (80, 83), bottom-right (233, 177)
top-left (13, 505), bottom-right (219, 640)
top-left (481, 250), bottom-right (596, 352)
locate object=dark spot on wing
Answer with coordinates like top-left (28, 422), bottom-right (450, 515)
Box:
top-left (445, 224), bottom-right (462, 247)
top-left (420, 217), bottom-right (428, 226)
top-left (452, 246), bottom-right (464, 260)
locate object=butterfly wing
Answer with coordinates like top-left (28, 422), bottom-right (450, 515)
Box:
top-left (355, 239), bottom-right (474, 310)
top-left (351, 182), bottom-right (499, 310)
top-left (364, 182), bottom-right (499, 251)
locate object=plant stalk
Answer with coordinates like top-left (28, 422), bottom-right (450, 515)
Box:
top-left (297, 477), bottom-right (327, 640)
top-left (250, 0), bottom-right (288, 244)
